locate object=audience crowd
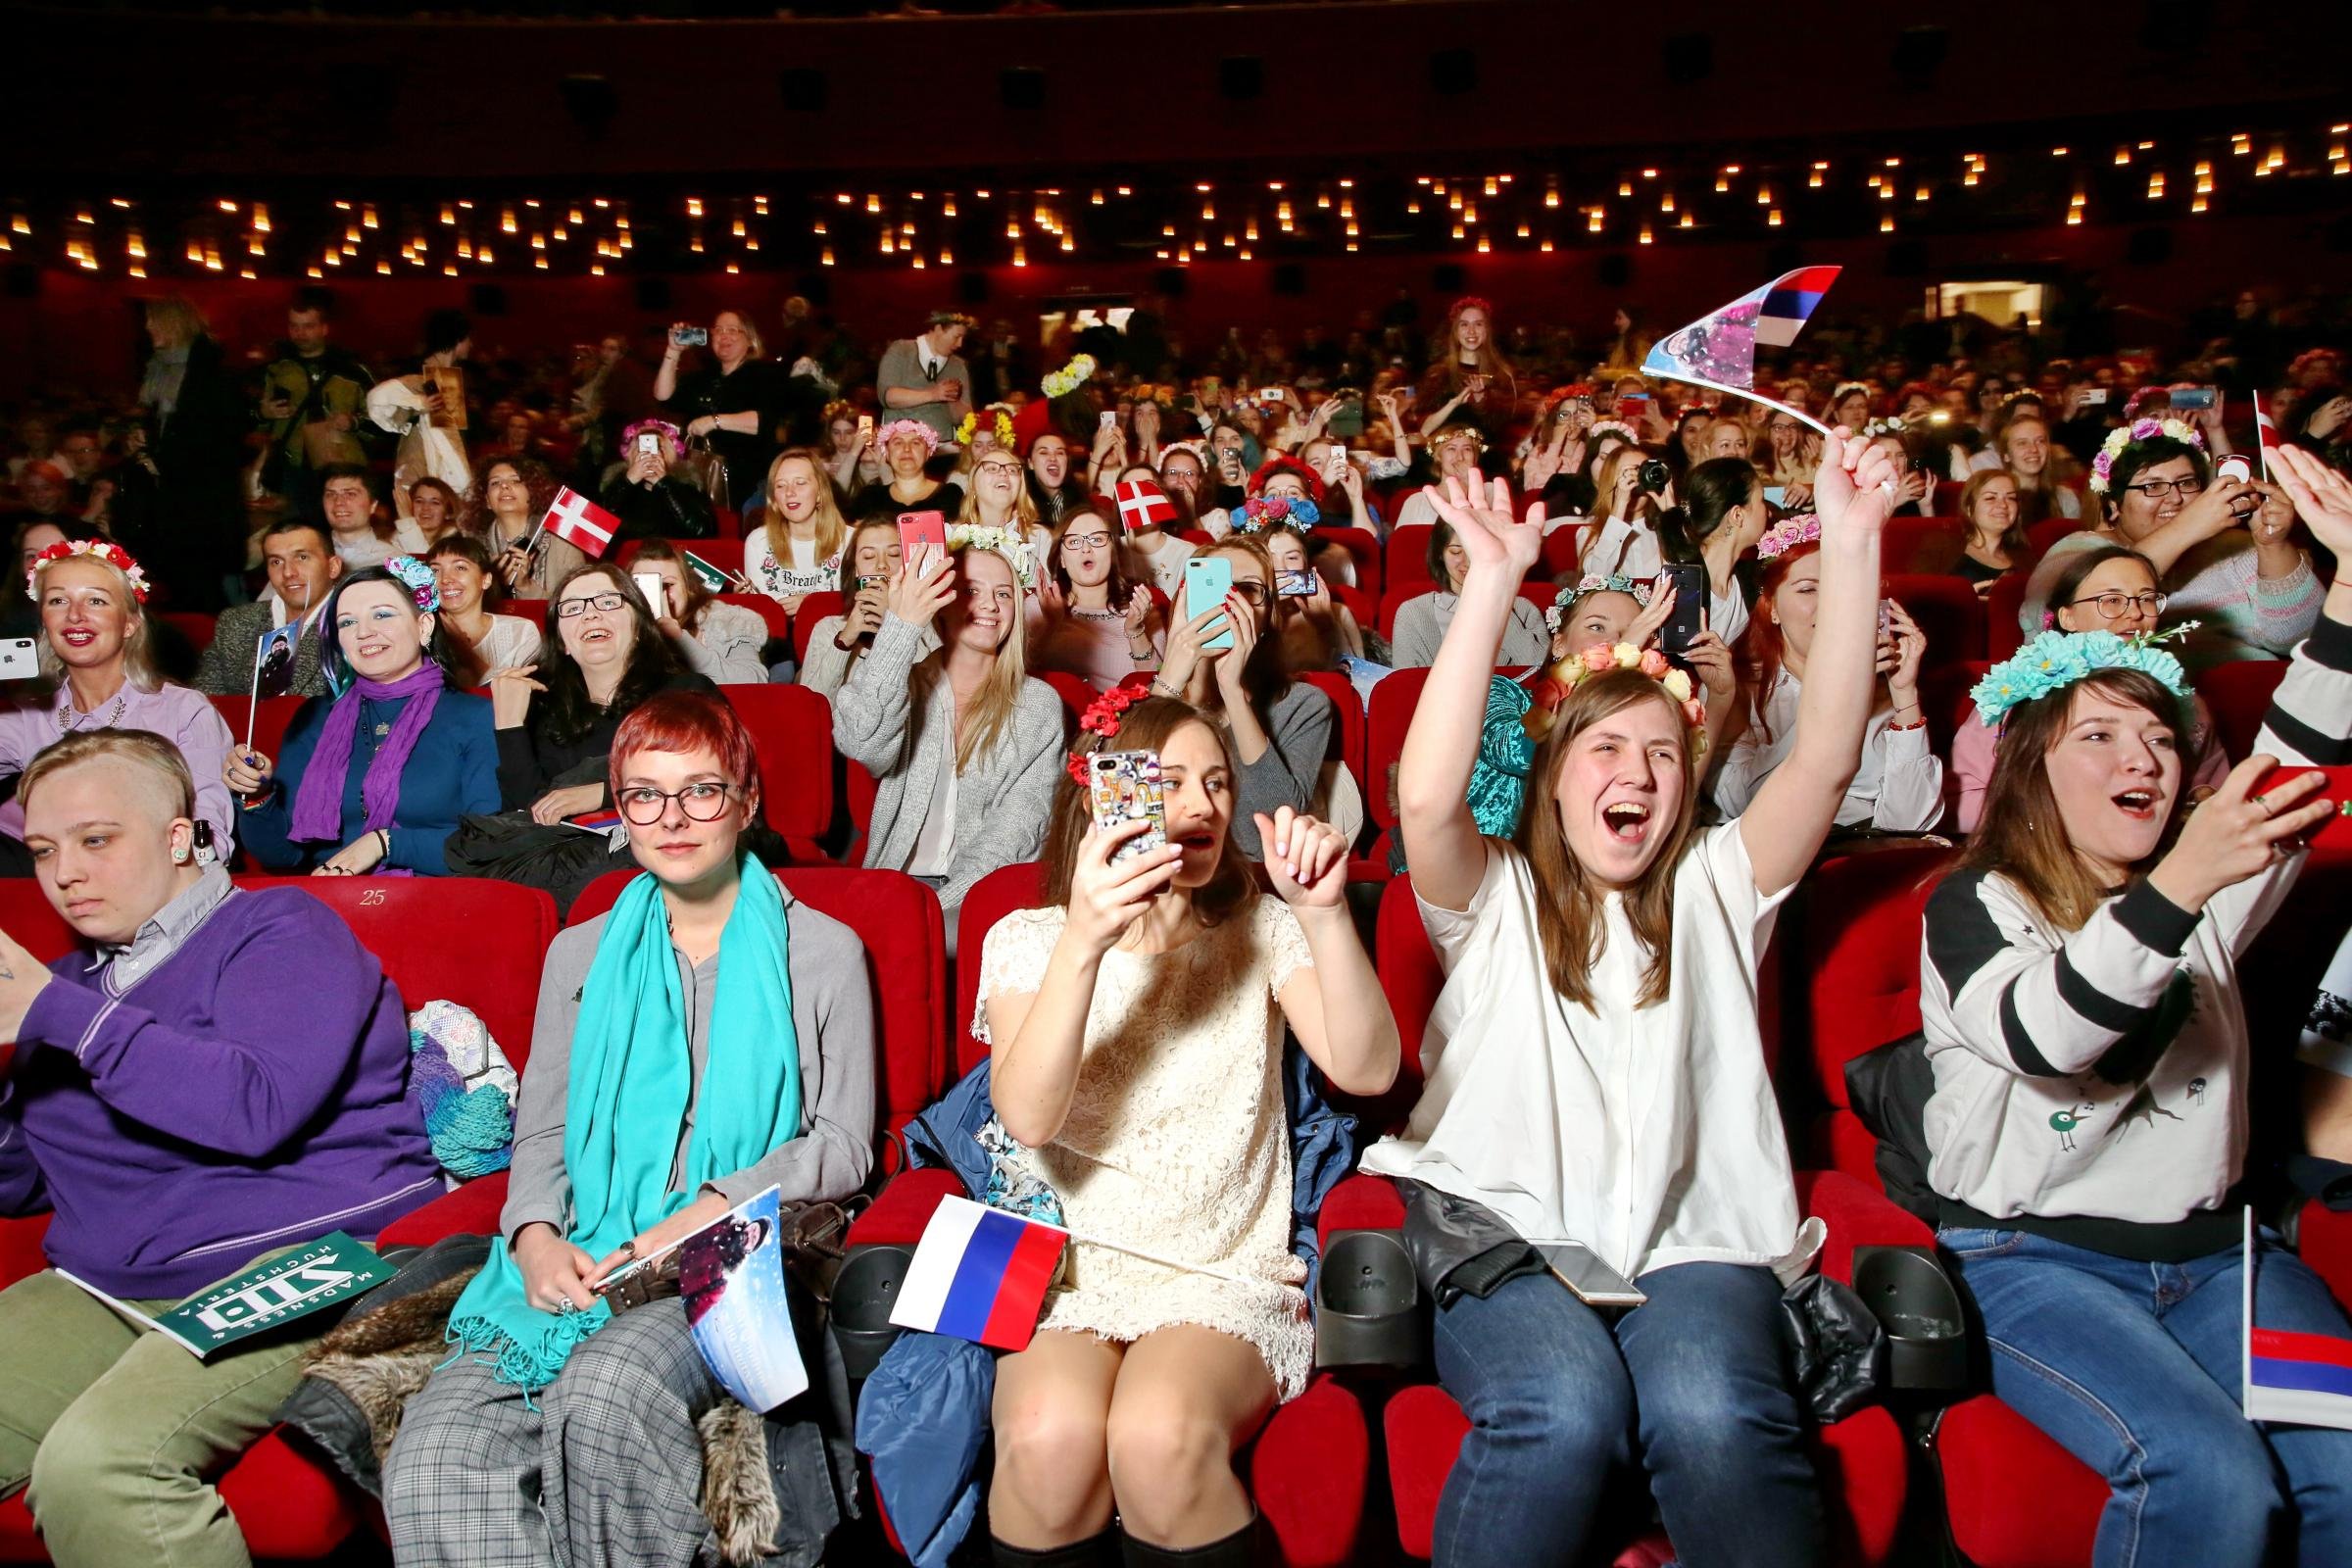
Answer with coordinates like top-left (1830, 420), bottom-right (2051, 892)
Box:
top-left (1, 270), bottom-right (2350, 1568)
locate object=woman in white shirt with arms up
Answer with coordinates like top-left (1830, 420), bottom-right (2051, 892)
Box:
top-left (1363, 437), bottom-right (1900, 1568)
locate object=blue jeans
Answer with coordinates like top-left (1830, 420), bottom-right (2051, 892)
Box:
top-left (1429, 1261), bottom-right (1822, 1568)
top-left (1940, 1224), bottom-right (2352, 1568)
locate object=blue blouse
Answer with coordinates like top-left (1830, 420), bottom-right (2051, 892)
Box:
top-left (240, 688), bottom-right (501, 874)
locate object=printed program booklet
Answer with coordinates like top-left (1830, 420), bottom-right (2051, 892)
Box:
top-left (59, 1231), bottom-right (395, 1358)
top-left (681, 1186), bottom-right (808, 1412)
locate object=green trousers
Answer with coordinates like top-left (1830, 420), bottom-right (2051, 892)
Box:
top-left (0, 1267), bottom-right (317, 1568)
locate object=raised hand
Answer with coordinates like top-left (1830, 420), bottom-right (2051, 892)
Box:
top-left (1256, 807), bottom-right (1348, 908)
top-left (1421, 475), bottom-right (1544, 579)
top-left (887, 543), bottom-right (957, 629)
top-left (1065, 816), bottom-right (1184, 954)
top-left (2151, 754), bottom-right (2333, 911)
top-left (223, 748), bottom-right (275, 798)
top-left (1626, 578), bottom-right (1678, 650)
top-left (2272, 445), bottom-right (2352, 560)
top-left (1814, 431), bottom-right (1897, 539)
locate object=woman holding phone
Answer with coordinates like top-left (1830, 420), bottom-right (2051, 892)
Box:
top-left (798, 519), bottom-right (911, 698)
top-left (653, 310), bottom-right (785, 512)
top-left (979, 700), bottom-right (1397, 1568)
top-left (1415, 297), bottom-right (1517, 442)
top-left (628, 539), bottom-right (769, 685)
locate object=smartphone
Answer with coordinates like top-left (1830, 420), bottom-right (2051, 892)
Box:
top-left (1659, 562), bottom-right (1707, 656)
top-left (896, 510), bottom-right (948, 555)
top-left (1185, 556), bottom-right (1235, 651)
top-left (1275, 567), bottom-right (1321, 599)
top-left (1088, 750), bottom-right (1167, 865)
top-left (1538, 1243), bottom-right (1646, 1308)
top-left (1619, 392), bottom-right (1650, 414)
top-left (1099, 411), bottom-right (1117, 431)
top-left (2171, 387), bottom-right (2218, 412)
top-left (2080, 387), bottom-right (2110, 407)
top-left (0, 637), bottom-right (38, 681)
top-left (1257, 386), bottom-right (1285, 404)
top-left (632, 572), bottom-right (667, 613)
top-left (855, 574), bottom-right (885, 592)
top-left (671, 325), bottom-right (709, 348)
top-left (1877, 598), bottom-right (1895, 643)
top-left (857, 413), bottom-right (875, 446)
top-left (2216, 454), bottom-right (2253, 484)
top-left (635, 431), bottom-right (662, 457)
top-left (1762, 485), bottom-right (1788, 510)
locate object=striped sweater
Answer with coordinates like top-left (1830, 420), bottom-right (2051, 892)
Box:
top-left (1917, 612), bottom-right (2352, 1259)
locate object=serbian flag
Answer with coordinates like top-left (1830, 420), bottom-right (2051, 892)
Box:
top-left (2242, 1206), bottom-right (2352, 1428)
top-left (1115, 476), bottom-right (1179, 534)
top-left (889, 1196), bottom-right (1067, 1350)
top-left (1644, 267), bottom-right (1842, 438)
top-left (2254, 391), bottom-right (2281, 482)
top-left (535, 486), bottom-right (618, 560)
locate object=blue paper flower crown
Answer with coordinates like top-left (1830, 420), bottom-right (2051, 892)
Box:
top-left (1970, 624), bottom-right (2196, 729)
top-left (1545, 573), bottom-right (1651, 633)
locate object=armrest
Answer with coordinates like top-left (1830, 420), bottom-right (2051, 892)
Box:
top-left (845, 1166), bottom-right (963, 1249)
top-left (1316, 1171), bottom-right (1405, 1250)
top-left (1798, 1168), bottom-right (1933, 1285)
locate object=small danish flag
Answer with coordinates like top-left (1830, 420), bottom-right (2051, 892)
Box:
top-left (1115, 476), bottom-right (1178, 534)
top-left (2253, 391), bottom-right (2280, 482)
top-left (536, 486), bottom-right (619, 560)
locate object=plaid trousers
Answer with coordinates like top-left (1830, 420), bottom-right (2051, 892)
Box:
top-left (384, 1298), bottom-right (724, 1568)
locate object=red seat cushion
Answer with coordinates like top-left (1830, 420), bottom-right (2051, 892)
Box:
top-left (2201, 659), bottom-right (2290, 760)
top-left (1936, 1395), bottom-right (2106, 1568)
top-left (1248, 1375), bottom-right (1374, 1568)
top-left (1297, 670), bottom-right (1363, 787)
top-left (790, 591), bottom-right (847, 665)
top-left (378, 1171), bottom-right (509, 1250)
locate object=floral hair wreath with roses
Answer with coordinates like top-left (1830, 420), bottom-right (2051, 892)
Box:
top-left (1041, 355), bottom-right (1097, 400)
top-left (2086, 416), bottom-right (2206, 495)
top-left (1586, 419), bottom-right (1642, 446)
top-left (1756, 513), bottom-right (1823, 561)
top-left (875, 417), bottom-right (942, 454)
top-left (945, 523), bottom-right (1040, 591)
top-left (1064, 683), bottom-right (1150, 787)
top-left (1237, 494), bottom-right (1322, 534)
top-left (383, 554), bottom-right (442, 613)
top-left (26, 538), bottom-right (150, 603)
top-left (1544, 573), bottom-right (1652, 634)
top-left (956, 407), bottom-right (1017, 449)
top-left (1524, 642), bottom-right (1708, 757)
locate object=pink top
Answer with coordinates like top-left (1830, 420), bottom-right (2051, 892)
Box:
top-left (1951, 690), bottom-right (2230, 833)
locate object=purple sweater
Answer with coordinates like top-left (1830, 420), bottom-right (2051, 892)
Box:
top-left (0, 886), bottom-right (440, 1298)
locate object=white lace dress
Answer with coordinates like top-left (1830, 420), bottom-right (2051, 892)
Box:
top-left (973, 899), bottom-right (1316, 1400)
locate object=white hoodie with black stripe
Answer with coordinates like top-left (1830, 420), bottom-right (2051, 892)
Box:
top-left (1917, 613), bottom-right (2352, 1259)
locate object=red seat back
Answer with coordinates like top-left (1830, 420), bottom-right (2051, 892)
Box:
top-left (717, 592), bottom-right (792, 646)
top-left (2200, 659), bottom-right (2289, 760)
top-left (504, 598), bottom-right (549, 631)
top-left (1319, 525), bottom-right (1383, 601)
top-left (1883, 516), bottom-right (1964, 576)
top-left (1931, 480), bottom-right (1965, 515)
top-left (1297, 670), bottom-right (1362, 784)
top-left (1779, 846), bottom-right (1952, 1179)
top-left (1884, 573), bottom-right (1987, 664)
top-left (712, 506), bottom-right (742, 540)
top-left (620, 536), bottom-right (746, 577)
top-left (953, 861), bottom-right (1052, 1079)
top-left (569, 865), bottom-right (949, 1133)
top-left (716, 683), bottom-right (835, 843)
top-left (1922, 661), bottom-right (1991, 761)
top-left (2027, 514), bottom-right (2083, 559)
top-left (1540, 523), bottom-right (1580, 579)
top-left (231, 876), bottom-right (558, 1071)
top-left (1365, 667), bottom-right (1429, 840)
top-left (1372, 875), bottom-right (1440, 1119)
top-left (791, 591), bottom-right (848, 663)
top-left (1039, 670), bottom-right (1098, 719)
top-left (208, 693), bottom-right (309, 764)
top-left (158, 610), bottom-right (218, 655)
top-left (1984, 571), bottom-right (2030, 659)
top-left (1388, 524), bottom-right (1436, 591)
top-left (1329, 581), bottom-right (1377, 635)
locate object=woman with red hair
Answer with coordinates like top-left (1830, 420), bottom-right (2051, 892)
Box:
top-left (1416, 297), bottom-right (1518, 442)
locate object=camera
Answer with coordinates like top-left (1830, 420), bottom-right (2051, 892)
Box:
top-left (1637, 459), bottom-right (1671, 495)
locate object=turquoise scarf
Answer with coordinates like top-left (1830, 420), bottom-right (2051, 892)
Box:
top-left (446, 858), bottom-right (801, 1390)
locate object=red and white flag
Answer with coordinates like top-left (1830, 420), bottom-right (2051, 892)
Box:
top-left (2253, 391), bottom-right (2280, 482)
top-left (1115, 476), bottom-right (1179, 534)
top-left (535, 487), bottom-right (619, 560)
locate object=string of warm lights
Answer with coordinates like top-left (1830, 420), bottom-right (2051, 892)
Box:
top-left (4, 120), bottom-right (2344, 280)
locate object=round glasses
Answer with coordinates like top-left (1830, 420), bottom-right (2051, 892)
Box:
top-left (615, 782), bottom-right (738, 824)
top-left (2068, 589), bottom-right (2168, 620)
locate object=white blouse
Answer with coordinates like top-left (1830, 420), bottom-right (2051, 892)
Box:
top-left (1361, 834), bottom-right (1823, 1283)
top-left (1712, 668), bottom-right (1945, 832)
top-left (744, 524), bottom-right (840, 602)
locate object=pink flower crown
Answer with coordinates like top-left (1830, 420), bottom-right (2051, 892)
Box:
top-left (1525, 642), bottom-right (1708, 756)
top-left (27, 538), bottom-right (149, 603)
top-left (875, 417), bottom-right (941, 453)
top-left (1756, 514), bottom-right (1823, 561)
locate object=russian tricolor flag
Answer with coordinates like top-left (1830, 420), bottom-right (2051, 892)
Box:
top-left (889, 1196), bottom-right (1068, 1351)
top-left (1644, 267), bottom-right (1841, 404)
top-left (1755, 266), bottom-right (1842, 348)
top-left (2241, 1205), bottom-right (2352, 1429)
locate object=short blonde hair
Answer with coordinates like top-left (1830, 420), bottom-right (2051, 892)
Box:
top-left (19, 728), bottom-right (196, 823)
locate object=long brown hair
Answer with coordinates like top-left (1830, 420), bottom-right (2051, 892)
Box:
top-left (760, 448), bottom-right (848, 566)
top-left (626, 537), bottom-right (716, 634)
top-left (1960, 469), bottom-right (2032, 564)
top-left (916, 541), bottom-right (1032, 772)
top-left (1955, 668), bottom-right (2189, 930)
top-left (1041, 698), bottom-right (1257, 929)
top-left (1048, 503), bottom-right (1141, 608)
top-left (1514, 670), bottom-right (1703, 1008)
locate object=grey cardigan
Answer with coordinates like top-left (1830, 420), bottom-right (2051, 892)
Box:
top-left (1390, 590), bottom-right (1551, 669)
top-left (798, 613), bottom-right (940, 699)
top-left (673, 599), bottom-right (771, 686)
top-left (1230, 678), bottom-right (1333, 859)
top-left (499, 889), bottom-right (878, 1244)
top-left (831, 612), bottom-right (1065, 915)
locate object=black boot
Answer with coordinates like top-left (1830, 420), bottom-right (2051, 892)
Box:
top-left (1118, 1513), bottom-right (1259, 1567)
top-left (992, 1528), bottom-right (1122, 1568)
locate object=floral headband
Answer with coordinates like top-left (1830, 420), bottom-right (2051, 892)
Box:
top-left (27, 538), bottom-right (149, 603)
top-left (1971, 625), bottom-right (2195, 729)
top-left (1832, 381), bottom-right (1873, 405)
top-left (1064, 683), bottom-right (1149, 787)
top-left (1525, 643), bottom-right (1707, 756)
top-left (384, 554), bottom-right (441, 613)
top-left (876, 417), bottom-right (941, 453)
top-left (1756, 514), bottom-right (1823, 561)
top-left (1237, 494), bottom-right (1321, 533)
top-left (956, 407), bottom-right (1016, 449)
top-left (1544, 573), bottom-right (1652, 633)
top-left (1587, 419), bottom-right (1641, 446)
top-left (2087, 416), bottom-right (2206, 495)
top-left (621, 417), bottom-right (683, 457)
top-left (1042, 355), bottom-right (1097, 400)
top-left (1862, 416), bottom-right (1907, 439)
top-left (946, 523), bottom-right (1040, 591)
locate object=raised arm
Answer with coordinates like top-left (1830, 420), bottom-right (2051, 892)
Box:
top-left (1740, 433), bottom-right (1898, 897)
top-left (1396, 476), bottom-right (1545, 911)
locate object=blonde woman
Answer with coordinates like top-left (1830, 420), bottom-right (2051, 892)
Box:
top-left (830, 534), bottom-right (1063, 945)
top-left (653, 309), bottom-right (784, 511)
top-left (960, 445), bottom-right (1049, 563)
top-left (743, 448), bottom-right (849, 614)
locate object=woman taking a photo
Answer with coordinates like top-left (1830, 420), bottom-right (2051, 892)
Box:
top-left (654, 310), bottom-right (786, 512)
top-left (1028, 505), bottom-right (1162, 693)
top-left (225, 558), bottom-right (499, 876)
top-left (427, 535), bottom-right (540, 684)
top-left (385, 690), bottom-right (875, 1568)
top-left (628, 539), bottom-right (770, 685)
top-left (743, 449), bottom-right (850, 613)
top-left (1916, 443), bottom-right (2352, 1568)
top-left (979, 702), bottom-right (1398, 1568)
top-left (832, 535), bottom-right (1063, 943)
top-left (0, 539), bottom-right (235, 867)
top-left (1260, 522), bottom-right (1367, 674)
top-left (1363, 443), bottom-right (1901, 1568)
top-left (798, 519), bottom-right (910, 698)
top-left (1416, 297), bottom-right (1517, 442)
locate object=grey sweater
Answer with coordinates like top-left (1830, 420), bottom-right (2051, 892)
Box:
top-left (831, 613), bottom-right (1066, 917)
top-left (1389, 590), bottom-right (1551, 669)
top-left (798, 613), bottom-right (939, 699)
top-left (498, 890), bottom-right (877, 1244)
top-left (1230, 678), bottom-right (1334, 859)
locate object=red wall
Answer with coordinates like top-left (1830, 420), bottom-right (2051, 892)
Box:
top-left (4, 211), bottom-right (2342, 400)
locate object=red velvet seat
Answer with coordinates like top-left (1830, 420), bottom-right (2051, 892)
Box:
top-left (2200, 659), bottom-right (2289, 760)
top-left (207, 693), bottom-right (308, 768)
top-left (790, 591), bottom-right (848, 664)
top-left (157, 609), bottom-right (218, 656)
top-left (717, 591), bottom-right (792, 646)
top-left (503, 597), bottom-right (549, 632)
top-left (619, 536), bottom-right (744, 577)
top-left (1388, 524), bottom-right (1436, 591)
top-left (1883, 516), bottom-right (1964, 576)
top-left (1358, 876), bottom-right (1916, 1564)
top-left (1038, 669), bottom-right (1099, 720)
top-left (713, 682), bottom-right (835, 861)
top-left (1317, 524), bottom-right (1383, 602)
top-left (1540, 520), bottom-right (1580, 579)
top-left (845, 862), bottom-right (1376, 1565)
top-left (1984, 571), bottom-right (2029, 660)
top-left (1883, 573), bottom-right (1986, 664)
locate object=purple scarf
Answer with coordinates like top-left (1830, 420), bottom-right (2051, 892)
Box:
top-left (287, 664), bottom-right (446, 844)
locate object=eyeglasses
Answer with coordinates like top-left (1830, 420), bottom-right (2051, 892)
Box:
top-left (1229, 581), bottom-right (1270, 605)
top-left (2123, 478), bottom-right (2205, 502)
top-left (615, 782), bottom-right (738, 824)
top-left (2068, 590), bottom-right (2168, 619)
top-left (1061, 532), bottom-right (1112, 552)
top-left (555, 592), bottom-right (628, 617)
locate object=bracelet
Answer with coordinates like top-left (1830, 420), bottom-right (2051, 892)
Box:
top-left (377, 827), bottom-right (392, 858)
top-left (1886, 715), bottom-right (1927, 732)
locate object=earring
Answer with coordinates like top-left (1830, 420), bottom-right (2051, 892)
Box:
top-left (172, 845), bottom-right (189, 863)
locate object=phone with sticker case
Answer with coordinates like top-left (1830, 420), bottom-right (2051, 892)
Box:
top-left (1088, 750), bottom-right (1167, 864)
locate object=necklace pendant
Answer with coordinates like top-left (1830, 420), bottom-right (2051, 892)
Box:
top-left (373, 721), bottom-right (392, 738)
